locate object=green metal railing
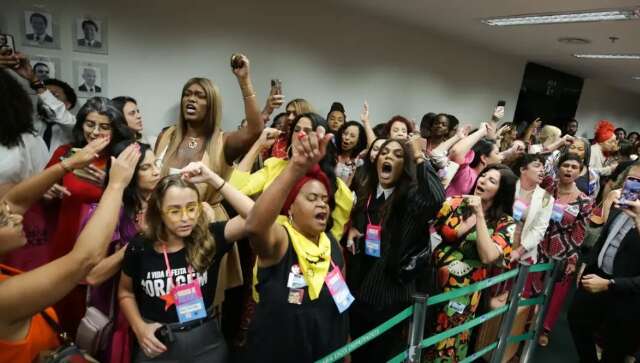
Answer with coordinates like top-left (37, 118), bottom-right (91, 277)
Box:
top-left (316, 261), bottom-right (560, 363)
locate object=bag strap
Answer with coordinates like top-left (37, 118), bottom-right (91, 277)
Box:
top-left (40, 309), bottom-right (72, 345)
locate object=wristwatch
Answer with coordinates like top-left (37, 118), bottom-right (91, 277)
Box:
top-left (608, 278), bottom-right (616, 291)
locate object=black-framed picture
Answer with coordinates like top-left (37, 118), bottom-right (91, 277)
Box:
top-left (29, 55), bottom-right (62, 81)
top-left (73, 16), bottom-right (108, 55)
top-left (73, 60), bottom-right (108, 97)
top-left (21, 10), bottom-right (60, 49)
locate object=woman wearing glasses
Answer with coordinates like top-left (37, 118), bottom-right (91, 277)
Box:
top-left (118, 162), bottom-right (253, 362)
top-left (44, 97), bottom-right (133, 336)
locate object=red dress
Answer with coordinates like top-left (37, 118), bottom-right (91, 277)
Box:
top-left (47, 144), bottom-right (106, 337)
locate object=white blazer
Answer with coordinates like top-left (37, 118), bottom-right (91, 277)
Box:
top-left (515, 180), bottom-right (554, 264)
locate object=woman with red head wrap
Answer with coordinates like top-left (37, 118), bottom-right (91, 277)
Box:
top-left (243, 127), bottom-right (349, 362)
top-left (590, 120), bottom-right (619, 176)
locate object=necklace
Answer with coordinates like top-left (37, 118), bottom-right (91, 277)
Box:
top-left (187, 137), bottom-right (199, 149)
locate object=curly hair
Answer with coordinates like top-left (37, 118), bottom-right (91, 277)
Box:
top-left (145, 175), bottom-right (216, 273)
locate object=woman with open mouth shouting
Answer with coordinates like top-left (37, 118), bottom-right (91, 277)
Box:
top-left (154, 53), bottom-right (264, 312)
top-left (536, 152), bottom-right (592, 348)
top-left (425, 164), bottom-right (517, 363)
top-left (243, 126), bottom-right (350, 362)
top-left (346, 135), bottom-right (445, 362)
top-left (334, 120), bottom-right (368, 186)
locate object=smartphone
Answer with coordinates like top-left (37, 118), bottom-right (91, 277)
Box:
top-left (230, 53), bottom-right (244, 69)
top-left (0, 34), bottom-right (15, 55)
top-left (619, 176), bottom-right (640, 207)
top-left (271, 79), bottom-right (282, 95)
top-left (497, 100), bottom-right (506, 107)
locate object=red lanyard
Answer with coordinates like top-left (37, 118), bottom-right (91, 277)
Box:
top-left (161, 244), bottom-right (196, 285)
top-left (365, 194), bottom-right (378, 226)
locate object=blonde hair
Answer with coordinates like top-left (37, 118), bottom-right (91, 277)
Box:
top-left (539, 125), bottom-right (561, 146)
top-left (145, 175), bottom-right (216, 273)
top-left (161, 78), bottom-right (222, 177)
top-left (286, 98), bottom-right (314, 116)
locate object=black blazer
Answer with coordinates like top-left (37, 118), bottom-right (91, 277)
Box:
top-left (78, 84), bottom-right (102, 92)
top-left (586, 208), bottom-right (640, 297)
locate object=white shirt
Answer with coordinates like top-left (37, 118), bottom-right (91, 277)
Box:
top-left (32, 90), bottom-right (76, 156)
top-left (0, 133), bottom-right (49, 184)
top-left (376, 184), bottom-right (395, 200)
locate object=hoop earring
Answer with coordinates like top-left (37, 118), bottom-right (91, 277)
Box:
top-left (288, 212), bottom-right (293, 225)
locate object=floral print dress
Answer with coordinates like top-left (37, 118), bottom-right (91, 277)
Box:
top-left (426, 196), bottom-right (515, 363)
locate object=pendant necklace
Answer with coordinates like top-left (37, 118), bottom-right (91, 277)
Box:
top-left (187, 137), bottom-right (199, 149)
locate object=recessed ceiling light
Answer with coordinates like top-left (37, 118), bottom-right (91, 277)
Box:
top-left (633, 76), bottom-right (640, 80)
top-left (574, 54), bottom-right (640, 59)
top-left (482, 8), bottom-right (639, 26)
top-left (558, 37), bottom-right (591, 45)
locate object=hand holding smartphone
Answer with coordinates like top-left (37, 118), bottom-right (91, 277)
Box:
top-left (618, 176), bottom-right (640, 208)
top-left (230, 53), bottom-right (245, 69)
top-left (0, 34), bottom-right (16, 56)
top-left (270, 79), bottom-right (283, 95)
top-left (492, 100), bottom-right (506, 122)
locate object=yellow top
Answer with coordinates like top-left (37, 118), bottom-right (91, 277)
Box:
top-left (230, 157), bottom-right (353, 240)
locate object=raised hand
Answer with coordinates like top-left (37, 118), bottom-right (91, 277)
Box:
top-left (259, 127), bottom-right (282, 150)
top-left (290, 126), bottom-right (333, 172)
top-left (108, 143), bottom-right (141, 189)
top-left (406, 133), bottom-right (423, 160)
top-left (492, 105), bottom-right (505, 122)
top-left (180, 161), bottom-right (222, 187)
top-left (231, 53), bottom-right (250, 79)
top-left (456, 124), bottom-right (471, 139)
top-left (64, 137), bottom-right (110, 170)
top-left (2, 52), bottom-right (33, 80)
top-left (464, 195), bottom-right (483, 216)
top-left (360, 101), bottom-right (370, 124)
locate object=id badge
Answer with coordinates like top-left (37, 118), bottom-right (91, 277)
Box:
top-left (287, 264), bottom-right (307, 289)
top-left (172, 281), bottom-right (207, 323)
top-left (288, 288), bottom-right (305, 305)
top-left (512, 200), bottom-right (528, 222)
top-left (364, 223), bottom-right (382, 257)
top-left (551, 202), bottom-right (567, 223)
top-left (325, 266), bottom-right (355, 313)
top-left (448, 300), bottom-right (467, 315)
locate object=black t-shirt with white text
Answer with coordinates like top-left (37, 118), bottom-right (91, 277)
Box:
top-left (122, 221), bottom-right (232, 324)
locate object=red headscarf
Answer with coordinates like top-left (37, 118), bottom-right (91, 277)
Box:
top-left (280, 164), bottom-right (332, 215)
top-left (594, 120), bottom-right (615, 143)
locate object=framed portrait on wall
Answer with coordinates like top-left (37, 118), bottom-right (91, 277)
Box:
top-left (73, 60), bottom-right (108, 97)
top-left (73, 16), bottom-right (108, 55)
top-left (21, 10), bottom-right (61, 49)
top-left (29, 55), bottom-right (62, 81)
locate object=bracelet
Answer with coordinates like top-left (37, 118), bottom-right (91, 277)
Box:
top-left (243, 94), bottom-right (256, 99)
top-left (215, 180), bottom-right (226, 192)
top-left (59, 159), bottom-right (73, 173)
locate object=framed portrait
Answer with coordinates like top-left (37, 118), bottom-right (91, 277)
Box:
top-left (73, 60), bottom-right (108, 97)
top-left (29, 55), bottom-right (61, 81)
top-left (72, 16), bottom-right (108, 55)
top-left (21, 10), bottom-right (61, 49)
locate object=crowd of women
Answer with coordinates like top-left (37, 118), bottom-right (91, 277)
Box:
top-left (1, 48), bottom-right (640, 363)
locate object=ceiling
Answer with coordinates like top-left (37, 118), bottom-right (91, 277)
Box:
top-left (341, 0), bottom-right (640, 94)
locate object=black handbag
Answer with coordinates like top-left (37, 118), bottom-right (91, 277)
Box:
top-left (40, 309), bottom-right (99, 363)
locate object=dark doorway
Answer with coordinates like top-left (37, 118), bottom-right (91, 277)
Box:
top-left (513, 62), bottom-right (584, 132)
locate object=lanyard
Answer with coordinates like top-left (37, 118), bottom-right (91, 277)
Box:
top-left (365, 194), bottom-right (375, 226)
top-left (161, 244), bottom-right (196, 285)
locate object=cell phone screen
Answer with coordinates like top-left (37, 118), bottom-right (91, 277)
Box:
top-left (0, 34), bottom-right (16, 55)
top-left (620, 177), bottom-right (640, 206)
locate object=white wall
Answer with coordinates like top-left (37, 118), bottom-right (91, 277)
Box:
top-left (3, 0), bottom-right (526, 138)
top-left (575, 79), bottom-right (640, 138)
top-left (3, 0), bottom-right (638, 140)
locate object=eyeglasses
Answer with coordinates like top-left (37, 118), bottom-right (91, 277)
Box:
top-left (163, 203), bottom-right (201, 221)
top-left (84, 120), bottom-right (112, 133)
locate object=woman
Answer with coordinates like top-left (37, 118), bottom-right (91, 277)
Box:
top-left (347, 137), bottom-right (445, 362)
top-left (0, 141), bottom-right (139, 363)
top-left (537, 153), bottom-right (593, 347)
top-left (229, 113), bottom-right (353, 241)
top-left (327, 101), bottom-right (346, 134)
top-left (426, 164), bottom-right (517, 363)
top-left (112, 96), bottom-right (145, 141)
top-left (590, 120), bottom-right (619, 177)
top-left (118, 162), bottom-right (253, 362)
top-left (0, 69), bottom-right (49, 198)
top-left (79, 141), bottom-right (161, 361)
top-left (243, 126), bottom-right (350, 361)
top-left (45, 97), bottom-right (133, 335)
top-left (350, 137), bottom-right (386, 197)
top-left (383, 115), bottom-right (413, 140)
top-left (424, 113), bottom-right (455, 155)
top-left (154, 54), bottom-right (263, 310)
top-left (335, 121), bottom-right (367, 185)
